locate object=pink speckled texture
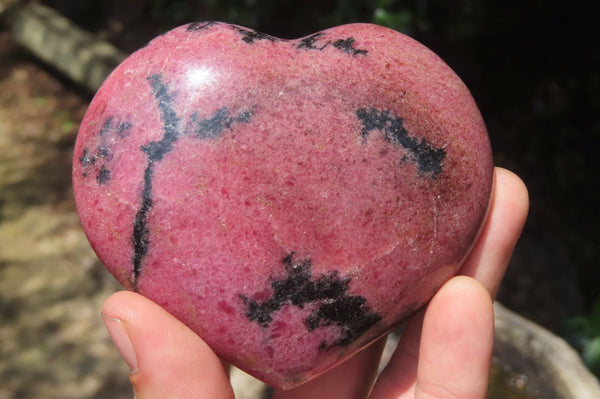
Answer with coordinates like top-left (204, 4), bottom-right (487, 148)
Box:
top-left (73, 22), bottom-right (493, 389)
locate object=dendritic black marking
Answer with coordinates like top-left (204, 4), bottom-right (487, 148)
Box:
top-left (116, 121), bottom-right (133, 138)
top-left (191, 107), bottom-right (252, 139)
top-left (186, 21), bottom-right (218, 32)
top-left (79, 147), bottom-right (95, 169)
top-left (296, 34), bottom-right (368, 56)
top-left (141, 75), bottom-right (181, 162)
top-left (195, 24), bottom-right (368, 56)
top-left (96, 165), bottom-right (111, 184)
top-left (332, 37), bottom-right (368, 56)
top-left (79, 116), bottom-right (132, 184)
top-left (98, 117), bottom-right (114, 136)
top-left (240, 253), bottom-right (381, 350)
top-left (231, 26), bottom-right (279, 44)
top-left (129, 73), bottom-right (252, 290)
top-left (296, 33), bottom-right (330, 51)
top-left (131, 74), bottom-right (180, 289)
top-left (356, 107), bottom-right (446, 176)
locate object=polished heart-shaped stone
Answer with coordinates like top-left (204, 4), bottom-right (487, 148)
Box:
top-left (73, 22), bottom-right (493, 389)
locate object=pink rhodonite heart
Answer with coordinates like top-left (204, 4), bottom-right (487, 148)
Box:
top-left (73, 22), bottom-right (493, 389)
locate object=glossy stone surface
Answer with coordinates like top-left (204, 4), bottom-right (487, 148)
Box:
top-left (73, 22), bottom-right (493, 389)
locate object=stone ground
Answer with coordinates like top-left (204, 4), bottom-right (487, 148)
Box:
top-left (0, 17), bottom-right (588, 398)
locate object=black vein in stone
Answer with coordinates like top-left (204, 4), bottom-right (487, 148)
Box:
top-left (296, 33), bottom-right (330, 50)
top-left (186, 21), bottom-right (218, 32)
top-left (142, 75), bottom-right (181, 161)
top-left (230, 26), bottom-right (278, 44)
top-left (240, 252), bottom-right (381, 350)
top-left (117, 121), bottom-right (133, 138)
top-left (79, 147), bottom-right (96, 168)
top-left (131, 165), bottom-right (154, 289)
top-left (80, 119), bottom-right (126, 184)
top-left (130, 74), bottom-right (253, 290)
top-left (96, 165), bottom-right (111, 185)
top-left (296, 34), bottom-right (368, 56)
top-left (191, 107), bottom-right (252, 139)
top-left (131, 74), bottom-right (181, 290)
top-left (98, 117), bottom-right (114, 136)
top-left (332, 37), bottom-right (368, 56)
top-left (356, 107), bottom-right (446, 176)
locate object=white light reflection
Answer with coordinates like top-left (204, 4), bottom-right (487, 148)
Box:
top-left (187, 66), bottom-right (217, 89)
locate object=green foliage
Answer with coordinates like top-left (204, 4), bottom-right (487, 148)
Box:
top-left (564, 297), bottom-right (600, 377)
top-left (373, 8), bottom-right (413, 34)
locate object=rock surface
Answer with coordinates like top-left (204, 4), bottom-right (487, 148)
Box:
top-left (490, 303), bottom-right (600, 399)
top-left (73, 22), bottom-right (493, 388)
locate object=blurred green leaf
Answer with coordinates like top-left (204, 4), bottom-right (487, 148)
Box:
top-left (564, 296), bottom-right (600, 377)
top-left (583, 337), bottom-right (600, 374)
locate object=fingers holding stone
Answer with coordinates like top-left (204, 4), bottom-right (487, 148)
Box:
top-left (273, 337), bottom-right (386, 399)
top-left (368, 310), bottom-right (425, 399)
top-left (414, 276), bottom-right (494, 399)
top-left (102, 291), bottom-right (234, 399)
top-left (459, 167), bottom-right (529, 298)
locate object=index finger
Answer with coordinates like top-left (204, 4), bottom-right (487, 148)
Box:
top-left (458, 167), bottom-right (529, 298)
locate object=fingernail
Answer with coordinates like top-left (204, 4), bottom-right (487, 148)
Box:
top-left (102, 312), bottom-right (139, 374)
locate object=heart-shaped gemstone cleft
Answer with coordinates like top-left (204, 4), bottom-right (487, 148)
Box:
top-left (73, 22), bottom-right (493, 389)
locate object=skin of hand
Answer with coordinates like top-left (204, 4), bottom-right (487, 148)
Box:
top-left (102, 167), bottom-right (529, 399)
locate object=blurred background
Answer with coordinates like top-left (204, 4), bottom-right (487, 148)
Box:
top-left (0, 0), bottom-right (598, 398)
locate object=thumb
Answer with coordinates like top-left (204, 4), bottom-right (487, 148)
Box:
top-left (102, 291), bottom-right (234, 399)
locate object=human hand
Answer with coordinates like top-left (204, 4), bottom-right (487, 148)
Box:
top-left (102, 167), bottom-right (528, 399)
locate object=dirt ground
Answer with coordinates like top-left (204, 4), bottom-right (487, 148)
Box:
top-left (0, 28), bottom-right (136, 398)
